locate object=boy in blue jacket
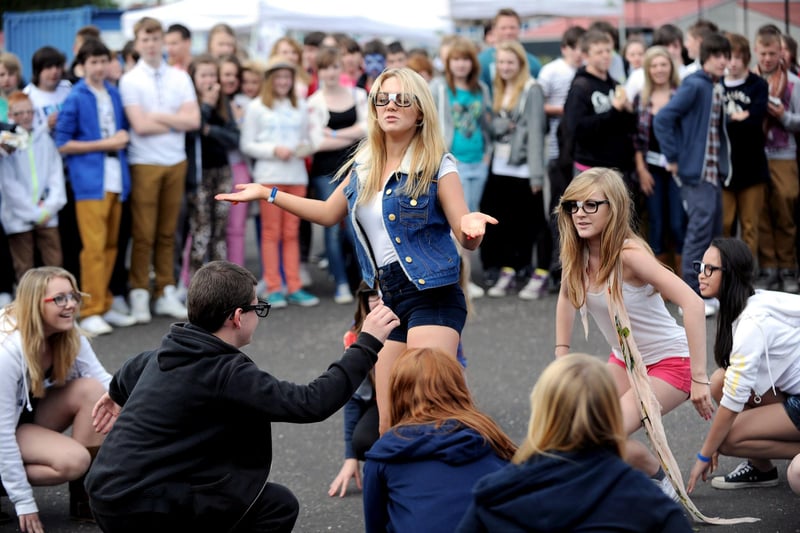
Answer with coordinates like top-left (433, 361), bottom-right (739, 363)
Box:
top-left (55, 39), bottom-right (135, 335)
top-left (654, 33), bottom-right (731, 315)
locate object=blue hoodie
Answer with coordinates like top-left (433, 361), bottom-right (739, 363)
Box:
top-left (457, 448), bottom-right (691, 532)
top-left (363, 421), bottom-right (508, 533)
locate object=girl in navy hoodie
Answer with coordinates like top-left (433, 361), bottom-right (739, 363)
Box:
top-left (457, 354), bottom-right (691, 532)
top-left (363, 347), bottom-right (515, 533)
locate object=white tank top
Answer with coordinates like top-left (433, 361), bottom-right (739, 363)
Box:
top-left (585, 282), bottom-right (689, 365)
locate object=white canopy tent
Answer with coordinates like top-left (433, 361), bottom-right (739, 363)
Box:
top-left (447, 0), bottom-right (624, 20)
top-left (121, 0), bottom-right (452, 46)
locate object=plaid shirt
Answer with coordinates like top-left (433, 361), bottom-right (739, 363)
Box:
top-left (702, 81), bottom-right (724, 185)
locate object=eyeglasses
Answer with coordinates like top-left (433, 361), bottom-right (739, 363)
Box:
top-left (43, 292), bottom-right (82, 307)
top-left (692, 261), bottom-right (725, 277)
top-left (10, 110), bottom-right (34, 117)
top-left (373, 92), bottom-right (415, 107)
top-left (226, 299), bottom-right (271, 319)
top-left (561, 199), bottom-right (610, 214)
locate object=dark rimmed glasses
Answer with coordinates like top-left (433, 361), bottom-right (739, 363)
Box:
top-left (373, 92), bottom-right (415, 107)
top-left (560, 199), bottom-right (610, 214)
top-left (226, 299), bottom-right (271, 319)
top-left (692, 261), bottom-right (725, 277)
top-left (43, 292), bottom-right (82, 307)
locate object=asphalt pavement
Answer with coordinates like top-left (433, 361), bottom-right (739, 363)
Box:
top-left (4, 245), bottom-right (799, 533)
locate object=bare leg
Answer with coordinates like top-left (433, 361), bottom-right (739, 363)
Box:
top-left (608, 363), bottom-right (688, 476)
top-left (374, 325), bottom-right (460, 434)
top-left (718, 403), bottom-right (800, 462)
top-left (16, 425), bottom-right (90, 484)
top-left (34, 377), bottom-right (106, 446)
top-left (788, 454), bottom-right (800, 495)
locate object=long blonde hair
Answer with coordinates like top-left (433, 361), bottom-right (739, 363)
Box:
top-left (390, 347), bottom-right (517, 461)
top-left (513, 354), bottom-right (625, 463)
top-left (492, 40), bottom-right (530, 113)
top-left (3, 267), bottom-right (83, 398)
top-left (336, 68), bottom-right (446, 204)
top-left (556, 168), bottom-right (650, 309)
top-left (640, 46), bottom-right (680, 107)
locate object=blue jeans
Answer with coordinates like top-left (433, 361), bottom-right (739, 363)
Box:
top-left (310, 174), bottom-right (350, 287)
top-left (646, 166), bottom-right (686, 255)
top-left (456, 160), bottom-right (488, 213)
top-left (680, 180), bottom-right (722, 293)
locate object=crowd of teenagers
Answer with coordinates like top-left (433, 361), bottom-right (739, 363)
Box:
top-left (1, 5), bottom-right (800, 533)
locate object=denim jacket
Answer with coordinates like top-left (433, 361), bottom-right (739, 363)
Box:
top-left (343, 153), bottom-right (459, 291)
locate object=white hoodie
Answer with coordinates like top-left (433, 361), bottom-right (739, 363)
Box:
top-left (722, 290), bottom-right (800, 413)
top-left (0, 311), bottom-right (111, 516)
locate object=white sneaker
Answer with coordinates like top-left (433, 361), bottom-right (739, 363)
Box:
top-left (173, 283), bottom-right (188, 304)
top-left (467, 281), bottom-right (485, 299)
top-left (103, 309), bottom-right (137, 328)
top-left (154, 285), bottom-right (188, 319)
top-left (111, 295), bottom-right (130, 315)
top-left (299, 263), bottom-right (312, 288)
top-left (487, 267), bottom-right (515, 297)
top-left (0, 292), bottom-right (12, 307)
top-left (518, 269), bottom-right (549, 301)
top-left (654, 475), bottom-right (681, 503)
top-left (81, 315), bottom-right (113, 336)
top-left (129, 289), bottom-right (151, 324)
top-left (334, 284), bottom-right (354, 304)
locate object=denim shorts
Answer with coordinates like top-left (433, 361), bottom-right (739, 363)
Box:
top-left (784, 395), bottom-right (800, 431)
top-left (377, 262), bottom-right (467, 343)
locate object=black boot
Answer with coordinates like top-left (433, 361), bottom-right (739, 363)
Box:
top-left (69, 446), bottom-right (99, 522)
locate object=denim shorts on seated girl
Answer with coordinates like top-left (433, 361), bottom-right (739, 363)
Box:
top-left (784, 395), bottom-right (800, 431)
top-left (377, 261), bottom-right (467, 343)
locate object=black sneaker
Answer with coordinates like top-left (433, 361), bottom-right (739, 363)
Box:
top-left (711, 460), bottom-right (779, 489)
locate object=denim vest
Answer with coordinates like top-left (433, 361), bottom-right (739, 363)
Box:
top-left (343, 157), bottom-right (459, 291)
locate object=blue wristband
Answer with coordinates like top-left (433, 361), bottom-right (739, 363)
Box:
top-left (267, 187), bottom-right (278, 204)
top-left (697, 452), bottom-right (711, 463)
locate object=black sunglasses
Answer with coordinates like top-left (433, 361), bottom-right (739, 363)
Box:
top-left (692, 261), bottom-right (725, 277)
top-left (226, 299), bottom-right (271, 319)
top-left (561, 199), bottom-right (610, 214)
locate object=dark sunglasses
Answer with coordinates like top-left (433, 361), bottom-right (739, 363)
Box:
top-left (560, 199), bottom-right (610, 214)
top-left (692, 261), bottom-right (725, 277)
top-left (226, 299), bottom-right (271, 319)
top-left (373, 92), bottom-right (415, 107)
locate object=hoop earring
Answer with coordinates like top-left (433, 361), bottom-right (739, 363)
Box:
top-left (416, 119), bottom-right (424, 127)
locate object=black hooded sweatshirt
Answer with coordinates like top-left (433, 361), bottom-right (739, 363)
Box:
top-left (86, 323), bottom-right (383, 531)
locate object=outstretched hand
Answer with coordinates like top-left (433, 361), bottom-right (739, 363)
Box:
top-left (92, 392), bottom-right (121, 435)
top-left (687, 455), bottom-right (716, 493)
top-left (461, 212), bottom-right (498, 240)
top-left (215, 183), bottom-right (268, 204)
top-left (328, 458), bottom-right (362, 498)
top-left (360, 302), bottom-right (400, 345)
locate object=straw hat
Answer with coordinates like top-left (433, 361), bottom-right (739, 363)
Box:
top-left (264, 56), bottom-right (296, 76)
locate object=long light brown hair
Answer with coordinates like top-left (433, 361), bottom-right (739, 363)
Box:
top-left (445, 37), bottom-right (481, 94)
top-left (556, 168), bottom-right (650, 309)
top-left (513, 354), bottom-right (625, 463)
top-left (640, 46), bottom-right (680, 107)
top-left (2, 267), bottom-right (83, 398)
top-left (389, 347), bottom-right (517, 461)
top-left (336, 68), bottom-right (446, 204)
top-left (492, 40), bottom-right (530, 113)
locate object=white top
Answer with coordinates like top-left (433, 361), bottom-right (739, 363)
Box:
top-left (357, 154), bottom-right (457, 268)
top-left (585, 281), bottom-right (689, 366)
top-left (538, 58), bottom-right (578, 160)
top-left (119, 60), bottom-right (196, 166)
top-left (239, 97), bottom-right (321, 186)
top-left (23, 80), bottom-right (72, 133)
top-left (0, 312), bottom-right (111, 516)
top-left (722, 290), bottom-right (800, 413)
top-left (88, 85), bottom-right (122, 194)
top-left (624, 67), bottom-right (645, 105)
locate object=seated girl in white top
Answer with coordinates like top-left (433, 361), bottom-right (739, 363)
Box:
top-left (687, 237), bottom-right (800, 493)
top-left (554, 167), bottom-right (713, 498)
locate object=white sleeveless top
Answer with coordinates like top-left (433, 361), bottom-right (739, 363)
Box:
top-left (585, 282), bottom-right (689, 365)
